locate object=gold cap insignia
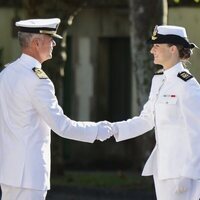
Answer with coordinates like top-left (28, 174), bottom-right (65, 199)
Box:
top-left (152, 25), bottom-right (158, 40)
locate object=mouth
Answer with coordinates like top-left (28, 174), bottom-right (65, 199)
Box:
top-left (50, 49), bottom-right (53, 54)
top-left (153, 55), bottom-right (158, 60)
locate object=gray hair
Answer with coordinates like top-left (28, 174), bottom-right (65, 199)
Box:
top-left (18, 32), bottom-right (43, 48)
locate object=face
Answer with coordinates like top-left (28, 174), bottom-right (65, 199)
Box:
top-left (34, 34), bottom-right (56, 63)
top-left (150, 43), bottom-right (175, 69)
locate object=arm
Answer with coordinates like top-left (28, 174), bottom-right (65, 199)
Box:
top-left (179, 82), bottom-right (200, 179)
top-left (30, 78), bottom-right (111, 143)
top-left (113, 97), bottom-right (155, 142)
top-left (112, 76), bottom-right (160, 142)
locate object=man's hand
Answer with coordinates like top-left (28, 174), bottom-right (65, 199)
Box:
top-left (175, 177), bottom-right (192, 193)
top-left (111, 123), bottom-right (119, 138)
top-left (96, 121), bottom-right (113, 141)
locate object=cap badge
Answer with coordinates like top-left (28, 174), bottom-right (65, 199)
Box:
top-left (152, 25), bottom-right (158, 40)
top-left (39, 30), bottom-right (56, 35)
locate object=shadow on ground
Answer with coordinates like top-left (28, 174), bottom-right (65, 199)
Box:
top-left (0, 186), bottom-right (156, 199)
top-left (47, 186), bottom-right (156, 200)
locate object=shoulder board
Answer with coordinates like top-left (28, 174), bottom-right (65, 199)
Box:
top-left (177, 71), bottom-right (193, 82)
top-left (154, 69), bottom-right (164, 75)
top-left (32, 67), bottom-right (48, 79)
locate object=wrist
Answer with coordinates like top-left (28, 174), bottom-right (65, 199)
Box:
top-left (112, 123), bottom-right (119, 138)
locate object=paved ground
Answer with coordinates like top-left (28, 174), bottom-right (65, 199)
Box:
top-left (46, 186), bottom-right (156, 200)
top-left (0, 185), bottom-right (156, 199)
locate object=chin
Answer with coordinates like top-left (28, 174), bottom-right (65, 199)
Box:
top-left (153, 60), bottom-right (158, 64)
top-left (154, 60), bottom-right (161, 65)
top-left (47, 54), bottom-right (52, 60)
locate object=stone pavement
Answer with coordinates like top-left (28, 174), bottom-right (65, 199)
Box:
top-left (46, 186), bottom-right (156, 200)
top-left (0, 185), bottom-right (156, 199)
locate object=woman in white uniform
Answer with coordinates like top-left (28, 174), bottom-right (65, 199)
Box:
top-left (111, 25), bottom-right (200, 200)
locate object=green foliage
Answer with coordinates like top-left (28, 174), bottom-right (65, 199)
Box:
top-left (168, 0), bottom-right (200, 6)
top-left (51, 171), bottom-right (153, 190)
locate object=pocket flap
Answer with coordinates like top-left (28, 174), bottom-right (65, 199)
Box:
top-left (158, 95), bottom-right (177, 104)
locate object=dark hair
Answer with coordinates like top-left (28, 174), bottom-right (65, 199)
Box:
top-left (168, 44), bottom-right (193, 60)
top-left (176, 44), bottom-right (193, 60)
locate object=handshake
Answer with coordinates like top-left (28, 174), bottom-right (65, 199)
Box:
top-left (96, 121), bottom-right (118, 142)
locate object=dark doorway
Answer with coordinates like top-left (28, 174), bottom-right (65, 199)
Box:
top-left (95, 37), bottom-right (131, 122)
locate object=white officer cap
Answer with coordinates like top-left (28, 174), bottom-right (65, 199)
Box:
top-left (157, 25), bottom-right (187, 38)
top-left (15, 18), bottom-right (63, 39)
top-left (148, 25), bottom-right (197, 49)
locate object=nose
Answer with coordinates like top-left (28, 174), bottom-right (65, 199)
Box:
top-left (150, 46), bottom-right (155, 54)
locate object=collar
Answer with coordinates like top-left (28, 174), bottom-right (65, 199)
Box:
top-left (19, 54), bottom-right (42, 69)
top-left (163, 62), bottom-right (185, 80)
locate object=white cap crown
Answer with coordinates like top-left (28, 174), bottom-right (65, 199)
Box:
top-left (148, 25), bottom-right (196, 49)
top-left (157, 25), bottom-right (187, 38)
top-left (15, 18), bottom-right (62, 39)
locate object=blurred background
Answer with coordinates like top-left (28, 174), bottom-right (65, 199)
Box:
top-left (0, 0), bottom-right (200, 199)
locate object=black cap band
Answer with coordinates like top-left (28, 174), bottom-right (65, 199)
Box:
top-left (18, 27), bottom-right (56, 34)
top-left (148, 34), bottom-right (195, 49)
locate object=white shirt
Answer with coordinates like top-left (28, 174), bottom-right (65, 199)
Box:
top-left (0, 54), bottom-right (98, 190)
top-left (115, 62), bottom-right (200, 180)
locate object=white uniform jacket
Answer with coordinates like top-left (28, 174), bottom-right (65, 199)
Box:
top-left (0, 54), bottom-right (98, 190)
top-left (115, 62), bottom-right (200, 180)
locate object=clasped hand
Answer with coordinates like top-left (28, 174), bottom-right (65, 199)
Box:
top-left (96, 121), bottom-right (113, 141)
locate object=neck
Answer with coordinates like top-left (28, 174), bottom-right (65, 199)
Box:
top-left (22, 48), bottom-right (43, 63)
top-left (163, 58), bottom-right (180, 70)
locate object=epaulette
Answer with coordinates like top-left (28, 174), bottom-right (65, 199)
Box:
top-left (177, 71), bottom-right (193, 82)
top-left (32, 67), bottom-right (48, 79)
top-left (154, 69), bottom-right (164, 75)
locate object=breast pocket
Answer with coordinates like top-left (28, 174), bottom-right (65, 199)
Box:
top-left (156, 95), bottom-right (178, 123)
top-left (158, 95), bottom-right (178, 105)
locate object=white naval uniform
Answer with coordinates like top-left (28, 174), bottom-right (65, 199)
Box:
top-left (114, 62), bottom-right (200, 199)
top-left (1, 184), bottom-right (47, 200)
top-left (0, 54), bottom-right (98, 192)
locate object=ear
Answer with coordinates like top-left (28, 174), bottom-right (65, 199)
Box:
top-left (170, 45), bottom-right (178, 54)
top-left (32, 37), bottom-right (40, 48)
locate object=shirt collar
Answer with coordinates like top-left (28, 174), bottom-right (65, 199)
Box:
top-left (19, 53), bottom-right (42, 69)
top-left (163, 62), bottom-right (185, 80)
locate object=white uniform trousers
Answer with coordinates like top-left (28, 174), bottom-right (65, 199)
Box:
top-left (153, 175), bottom-right (200, 200)
top-left (0, 184), bottom-right (47, 200)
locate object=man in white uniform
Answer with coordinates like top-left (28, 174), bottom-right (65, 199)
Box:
top-left (0, 18), bottom-right (112, 199)
top-left (111, 25), bottom-right (200, 200)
